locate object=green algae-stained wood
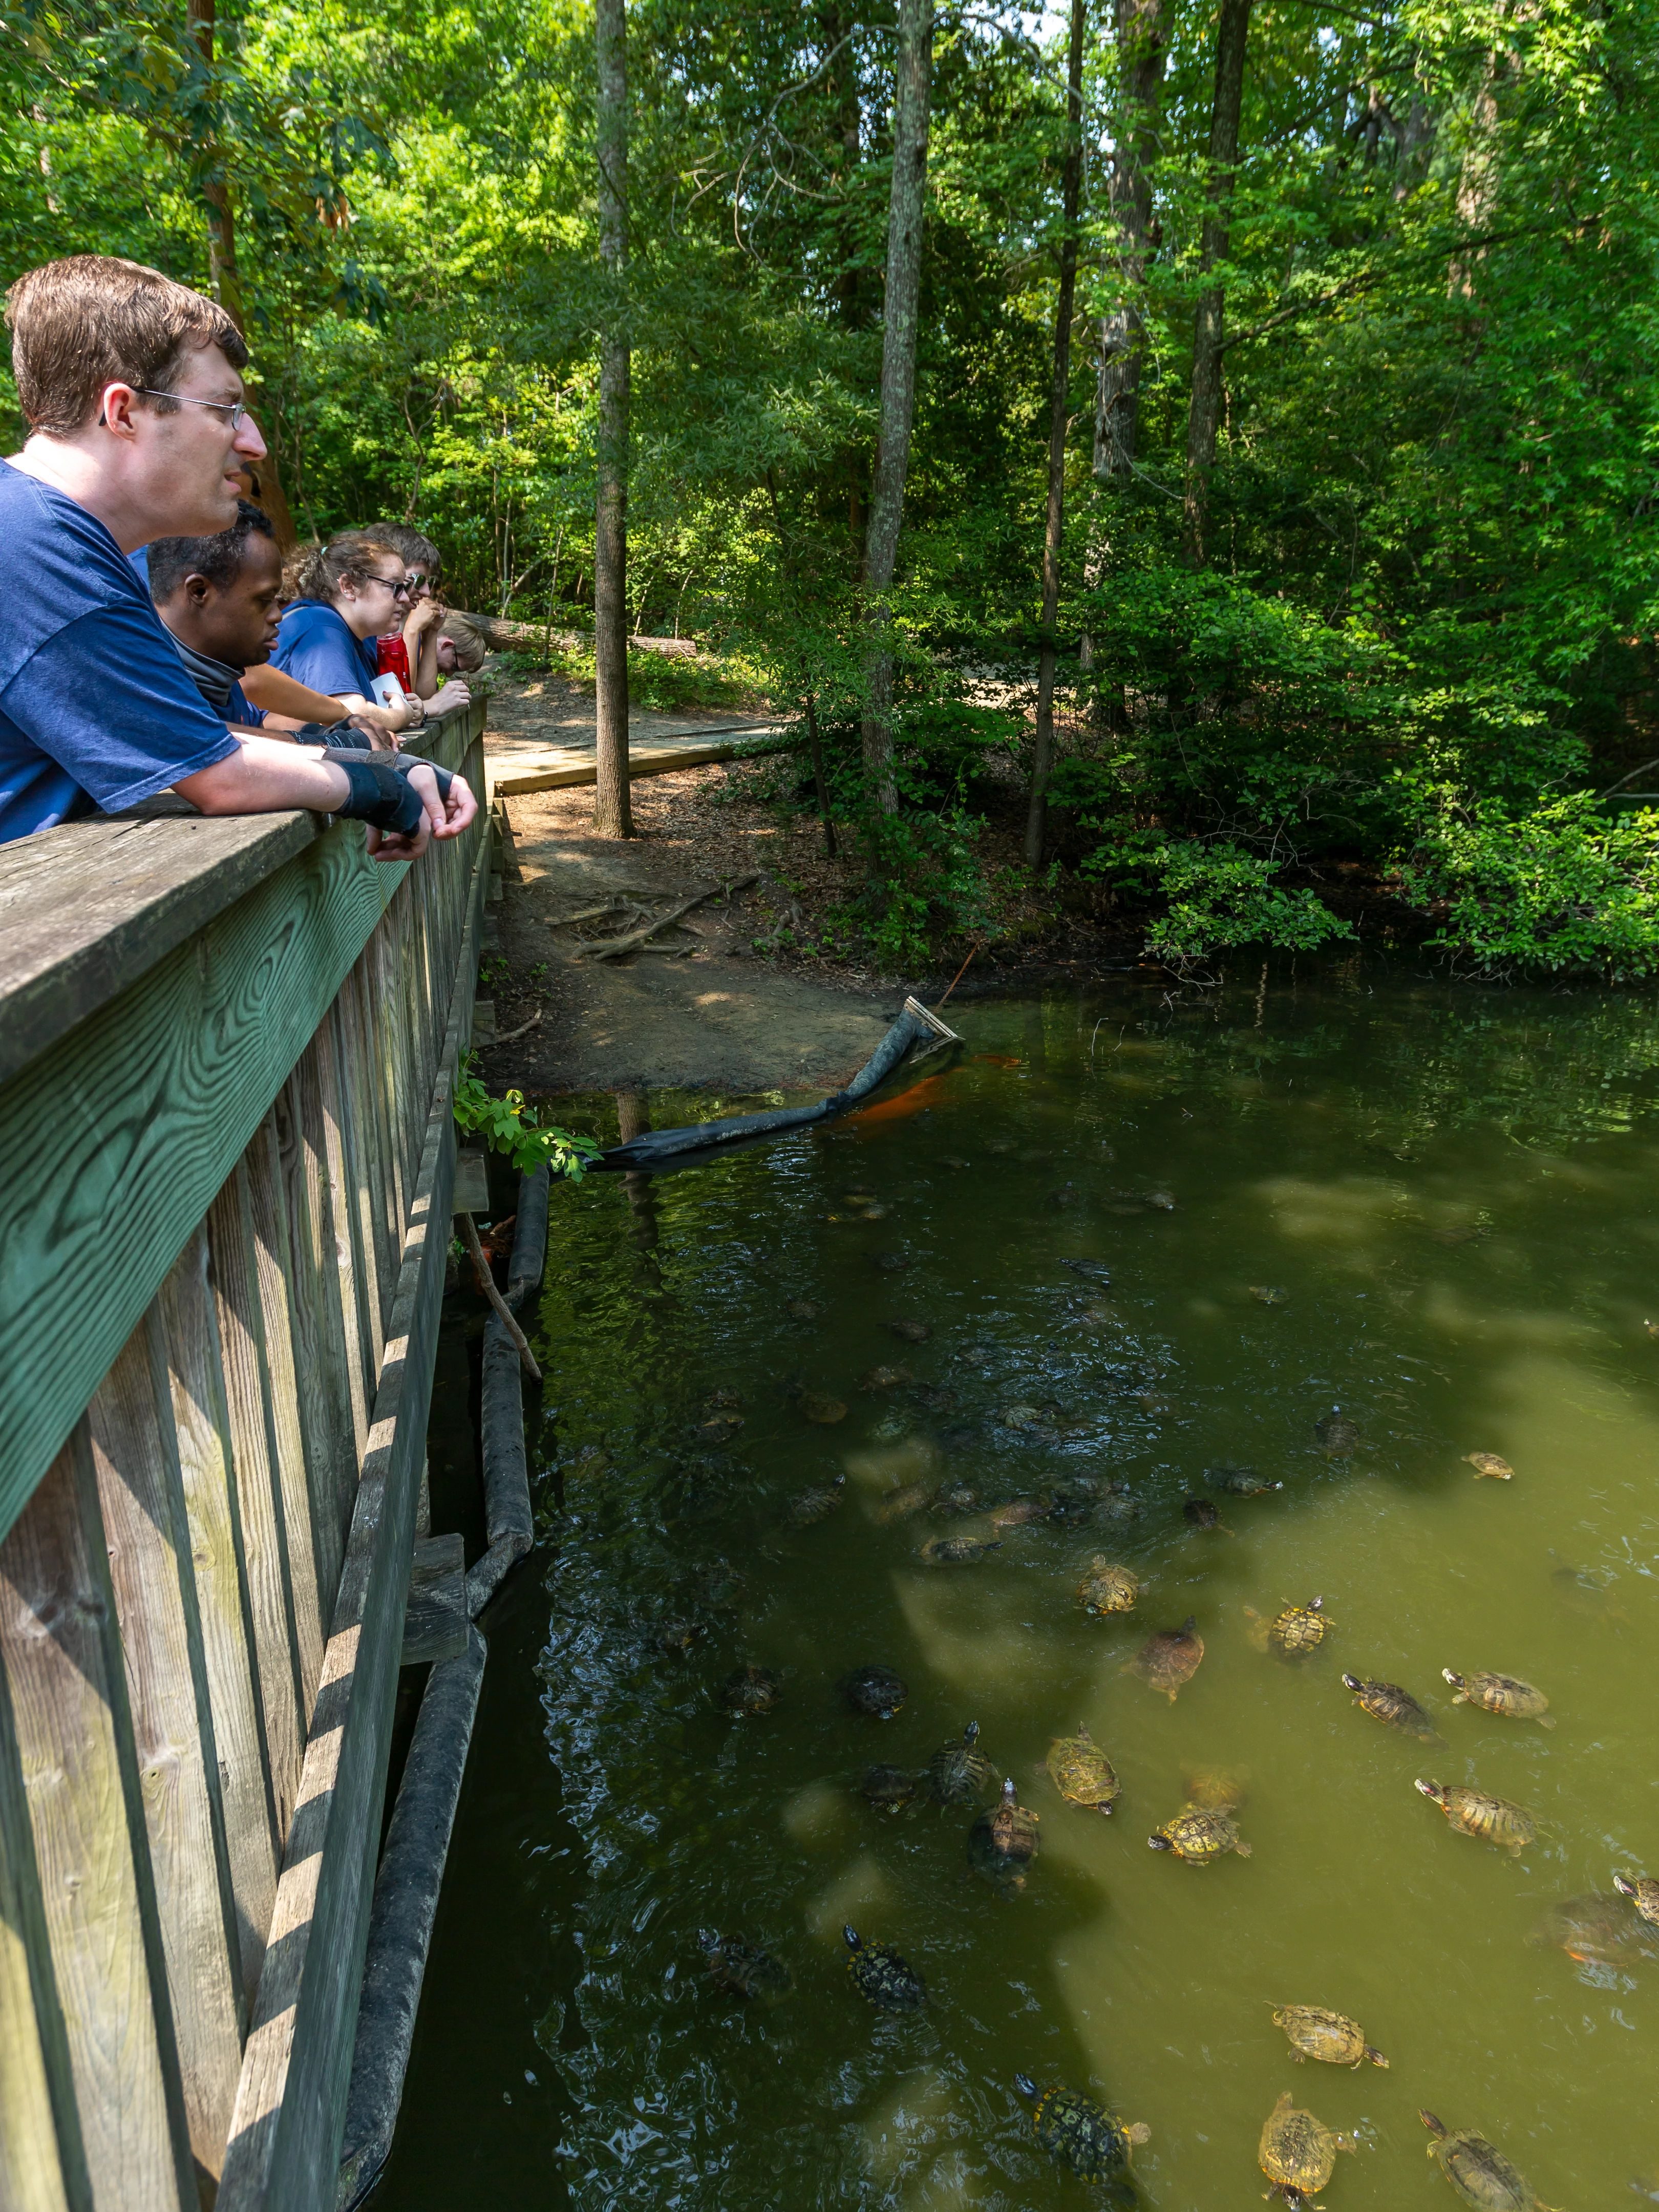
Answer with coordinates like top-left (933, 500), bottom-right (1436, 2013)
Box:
top-left (0, 703), bottom-right (481, 1549)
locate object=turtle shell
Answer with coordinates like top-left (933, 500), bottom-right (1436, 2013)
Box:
top-left (1444, 1670), bottom-right (1552, 1726)
top-left (842, 1664), bottom-right (907, 1717)
top-left (927, 1722), bottom-right (995, 1805)
top-left (1209, 1463), bottom-right (1283, 1497)
top-left (1260, 2093), bottom-right (1341, 2194)
top-left (1464, 1452), bottom-right (1515, 1480)
top-left (790, 1476), bottom-right (846, 1524)
top-left (1343, 1674), bottom-right (1440, 1741)
top-left (1615, 1873), bottom-right (1659, 1925)
top-left (721, 1665), bottom-right (781, 1715)
top-left (1422, 2115), bottom-right (1554, 2211)
top-left (859, 1763), bottom-right (919, 1813)
top-left (1416, 1781), bottom-right (1536, 1853)
top-left (1270, 1599), bottom-right (1330, 1655)
top-left (1272, 2004), bottom-right (1388, 2068)
top-left (968, 1779), bottom-right (1040, 1890)
top-left (1151, 1804), bottom-right (1249, 1863)
top-left (699, 1930), bottom-right (789, 2001)
top-left (1534, 1890), bottom-right (1659, 1965)
top-left (1077, 1559), bottom-right (1140, 1614)
top-left (1315, 1407), bottom-right (1359, 1453)
top-left (1046, 1726), bottom-right (1120, 1814)
top-left (918, 1535), bottom-right (1003, 1565)
top-left (1017, 2080), bottom-right (1143, 2181)
top-left (1130, 1617), bottom-right (1205, 1701)
top-left (843, 1926), bottom-right (926, 2011)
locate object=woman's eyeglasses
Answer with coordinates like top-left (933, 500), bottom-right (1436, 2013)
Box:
top-left (353, 572), bottom-right (414, 602)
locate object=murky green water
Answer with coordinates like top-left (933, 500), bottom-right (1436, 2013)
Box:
top-left (382, 970), bottom-right (1659, 2211)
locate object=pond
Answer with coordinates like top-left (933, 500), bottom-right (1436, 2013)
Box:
top-left (380, 967), bottom-right (1659, 2211)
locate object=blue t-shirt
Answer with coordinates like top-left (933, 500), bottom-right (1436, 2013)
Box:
top-left (0, 465), bottom-right (240, 844)
top-left (272, 599), bottom-right (378, 700)
top-left (227, 679), bottom-right (266, 727)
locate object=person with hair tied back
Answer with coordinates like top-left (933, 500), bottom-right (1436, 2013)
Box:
top-left (271, 534), bottom-right (430, 736)
top-left (0, 253), bottom-right (474, 855)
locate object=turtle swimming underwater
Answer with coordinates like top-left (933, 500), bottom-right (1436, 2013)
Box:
top-left (887, 1318), bottom-right (933, 1343)
top-left (785, 1299), bottom-right (822, 1323)
top-left (1129, 1616), bottom-right (1205, 1701)
top-left (968, 1778), bottom-right (1040, 1891)
top-left (1533, 1890), bottom-right (1659, 1965)
top-left (842, 1663), bottom-right (908, 1718)
top-left (1149, 1802), bottom-right (1251, 1864)
top-left (1250, 1285), bottom-right (1290, 1306)
top-left (1614, 1872), bottom-right (1659, 1925)
top-left (1420, 2110), bottom-right (1560, 2210)
top-left (927, 1720), bottom-right (996, 1806)
top-left (1463, 1452), bottom-right (1514, 1480)
top-left (1271, 2005), bottom-right (1389, 2068)
top-left (790, 1474), bottom-right (846, 1524)
top-left (1182, 1496), bottom-right (1224, 1530)
top-left (858, 1763), bottom-right (920, 1814)
top-left (1013, 2076), bottom-right (1150, 2182)
top-left (1248, 1596), bottom-right (1332, 1657)
top-left (698, 1929), bottom-right (790, 2001)
top-left (1342, 1674), bottom-right (1441, 1741)
top-left (799, 1392), bottom-right (847, 1424)
top-left (1208, 1463), bottom-right (1284, 1497)
top-left (1315, 1406), bottom-right (1359, 1455)
top-left (1047, 1725), bottom-right (1121, 1815)
top-left (874, 1479), bottom-right (935, 1524)
top-left (1077, 1558), bottom-right (1141, 1615)
top-left (842, 1925), bottom-right (926, 2011)
top-left (861, 1364), bottom-right (914, 1392)
top-left (1415, 1780), bottom-right (1536, 1855)
top-left (1259, 2091), bottom-right (1354, 2207)
top-left (918, 1535), bottom-right (1003, 1565)
top-left (721, 1665), bottom-right (781, 1715)
top-left (1442, 1670), bottom-right (1554, 1728)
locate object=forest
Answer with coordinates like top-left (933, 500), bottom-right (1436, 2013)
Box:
top-left (6, 0), bottom-right (1659, 973)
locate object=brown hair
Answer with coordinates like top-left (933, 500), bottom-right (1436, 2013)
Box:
top-left (6, 254), bottom-right (247, 438)
top-left (438, 611), bottom-right (487, 671)
top-left (371, 520), bottom-right (441, 573)
top-left (292, 530), bottom-right (404, 606)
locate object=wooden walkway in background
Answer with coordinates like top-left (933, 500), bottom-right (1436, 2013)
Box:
top-left (484, 719), bottom-right (795, 798)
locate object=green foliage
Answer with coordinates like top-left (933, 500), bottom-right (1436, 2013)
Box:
top-left (453, 1054), bottom-right (602, 1179)
top-left (1400, 794), bottom-right (1659, 981)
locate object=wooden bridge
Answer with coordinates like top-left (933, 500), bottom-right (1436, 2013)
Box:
top-left (0, 701), bottom-right (489, 2211)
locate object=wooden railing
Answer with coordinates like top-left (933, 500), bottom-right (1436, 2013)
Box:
top-left (0, 700), bottom-right (488, 2212)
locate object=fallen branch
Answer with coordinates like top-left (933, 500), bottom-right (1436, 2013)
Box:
top-left (489, 1008), bottom-right (543, 1045)
top-left (576, 872), bottom-right (759, 960)
top-left (458, 1212), bottom-right (542, 1382)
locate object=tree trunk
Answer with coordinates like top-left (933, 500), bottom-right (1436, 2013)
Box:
top-left (594, 0), bottom-right (633, 837)
top-left (1023, 0), bottom-right (1087, 869)
top-left (827, 5), bottom-right (868, 563)
top-left (1181, 0), bottom-right (1252, 566)
top-left (1093, 0), bottom-right (1167, 489)
top-left (859, 0), bottom-right (933, 818)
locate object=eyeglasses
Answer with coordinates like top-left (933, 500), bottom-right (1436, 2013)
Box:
top-left (130, 387), bottom-right (251, 430)
top-left (364, 573), bottom-right (414, 602)
top-left (404, 571), bottom-right (432, 592)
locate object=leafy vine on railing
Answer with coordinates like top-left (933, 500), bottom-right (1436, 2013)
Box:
top-left (453, 1053), bottom-right (603, 1180)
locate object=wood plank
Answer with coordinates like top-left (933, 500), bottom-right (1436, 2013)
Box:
top-left (87, 1331), bottom-right (246, 2186)
top-left (206, 1165), bottom-right (308, 1838)
top-left (398, 1535), bottom-right (466, 1667)
top-left (452, 1151), bottom-right (491, 1214)
top-left (484, 725), bottom-right (793, 798)
top-left (0, 704), bottom-right (484, 1549)
top-left (0, 1643), bottom-right (77, 2212)
top-left (308, 1020), bottom-right (373, 1474)
top-left (323, 993), bottom-right (386, 1400)
top-left (150, 1236), bottom-right (280, 2012)
top-left (217, 840), bottom-right (481, 2212)
top-left (0, 1431), bottom-right (195, 2211)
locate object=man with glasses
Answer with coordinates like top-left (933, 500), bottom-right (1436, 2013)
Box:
top-left (0, 254), bottom-right (472, 855)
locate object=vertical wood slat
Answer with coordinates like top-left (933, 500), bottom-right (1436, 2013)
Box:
top-left (0, 1432), bottom-right (195, 2212)
top-left (341, 950), bottom-right (397, 1336)
top-left (362, 922), bottom-right (409, 1292)
top-left (88, 1334), bottom-right (245, 2187)
top-left (328, 985), bottom-right (386, 1394)
top-left (0, 1642), bottom-right (76, 2212)
top-left (205, 1166), bottom-right (308, 1841)
top-left (302, 1027), bottom-right (372, 1481)
top-left (276, 1056), bottom-right (359, 1592)
top-left (150, 1237), bottom-right (280, 2012)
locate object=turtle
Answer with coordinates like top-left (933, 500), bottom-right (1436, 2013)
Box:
top-left (1614, 1871), bottom-right (1659, 1925)
top-left (1208, 1463), bottom-right (1284, 1497)
top-left (1414, 1779), bottom-right (1536, 1854)
top-left (998, 1404), bottom-right (1046, 1430)
top-left (1420, 2110), bottom-right (1561, 2210)
top-left (790, 1474), bottom-right (846, 1525)
top-left (1013, 2075), bottom-right (1150, 2182)
top-left (874, 1480), bottom-right (936, 1524)
top-left (1442, 1670), bottom-right (1554, 1728)
top-left (1149, 1802), bottom-right (1251, 1864)
top-left (1183, 1497), bottom-right (1223, 1530)
top-left (1534, 1889), bottom-right (1659, 1964)
top-left (933, 1480), bottom-right (981, 1516)
top-left (1463, 1452), bottom-right (1514, 1481)
top-left (697, 1410), bottom-right (745, 1440)
top-left (652, 1617), bottom-right (707, 1657)
top-left (721, 1665), bottom-right (781, 1716)
top-left (1342, 1673), bottom-right (1441, 1741)
top-left (1259, 2090), bottom-right (1354, 2207)
top-left (1182, 1764), bottom-right (1247, 1813)
top-left (698, 1929), bottom-right (790, 2001)
top-left (842, 1663), bottom-right (908, 1718)
top-left (1315, 1406), bottom-right (1359, 1455)
top-left (1143, 1189), bottom-right (1177, 1211)
top-left (800, 1392), bottom-right (847, 1424)
top-left (1050, 1183), bottom-right (1081, 1210)
top-left (842, 1925), bottom-right (926, 2011)
top-left (785, 1299), bottom-right (822, 1323)
top-left (918, 1535), bottom-right (1003, 1565)
top-left (858, 1763), bottom-right (920, 1814)
top-left (968, 1778), bottom-right (1040, 1891)
top-left (1271, 2004), bottom-right (1389, 2069)
top-left (927, 1720), bottom-right (996, 1805)
top-left (887, 1318), bottom-right (933, 1344)
top-left (705, 1387), bottom-right (743, 1410)
top-left (1046, 1724), bottom-right (1120, 1815)
top-left (1250, 1285), bottom-right (1290, 1306)
top-left (1248, 1596), bottom-right (1331, 1657)
top-left (861, 1364), bottom-right (914, 1391)
top-left (1061, 1259), bottom-right (1113, 1284)
top-left (1129, 1616), bottom-right (1205, 1701)
top-left (1077, 1558), bottom-right (1141, 1615)
top-left (988, 1496), bottom-right (1052, 1530)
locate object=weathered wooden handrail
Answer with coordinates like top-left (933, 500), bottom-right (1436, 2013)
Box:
top-left (0, 700), bottom-right (488, 2210)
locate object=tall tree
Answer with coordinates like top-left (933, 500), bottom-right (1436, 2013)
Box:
top-left (859, 0), bottom-right (933, 817)
top-left (1023, 0), bottom-right (1087, 867)
top-left (1181, 0), bottom-right (1252, 564)
top-left (1093, 0), bottom-right (1167, 487)
top-left (594, 0), bottom-right (633, 836)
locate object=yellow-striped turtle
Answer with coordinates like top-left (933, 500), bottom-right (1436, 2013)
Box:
top-left (918, 1534), bottom-right (1003, 1565)
top-left (1149, 1801), bottom-right (1250, 1864)
top-left (1414, 1780), bottom-right (1535, 1855)
top-left (1077, 1558), bottom-right (1140, 1615)
top-left (1129, 1615), bottom-right (1205, 1701)
top-left (1614, 1871), bottom-right (1659, 1924)
top-left (842, 1663), bottom-right (907, 1717)
top-left (1315, 1405), bottom-right (1359, 1455)
top-left (968, 1778), bottom-right (1040, 1891)
top-left (1271, 2004), bottom-right (1389, 2068)
top-left (790, 1474), bottom-right (845, 1524)
top-left (1046, 1725), bottom-right (1120, 1816)
top-left (1420, 2111), bottom-right (1560, 2210)
top-left (1248, 1596), bottom-right (1331, 1656)
top-left (1013, 2075), bottom-right (1149, 2182)
top-left (1259, 2091), bottom-right (1354, 2207)
top-left (1463, 1452), bottom-right (1514, 1480)
top-left (721, 1665), bottom-right (781, 1716)
top-left (1442, 1669), bottom-right (1554, 1729)
top-left (842, 1925), bottom-right (926, 2011)
top-left (1342, 1673), bottom-right (1441, 1741)
top-left (927, 1720), bottom-right (996, 1806)
top-left (858, 1764), bottom-right (919, 1814)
